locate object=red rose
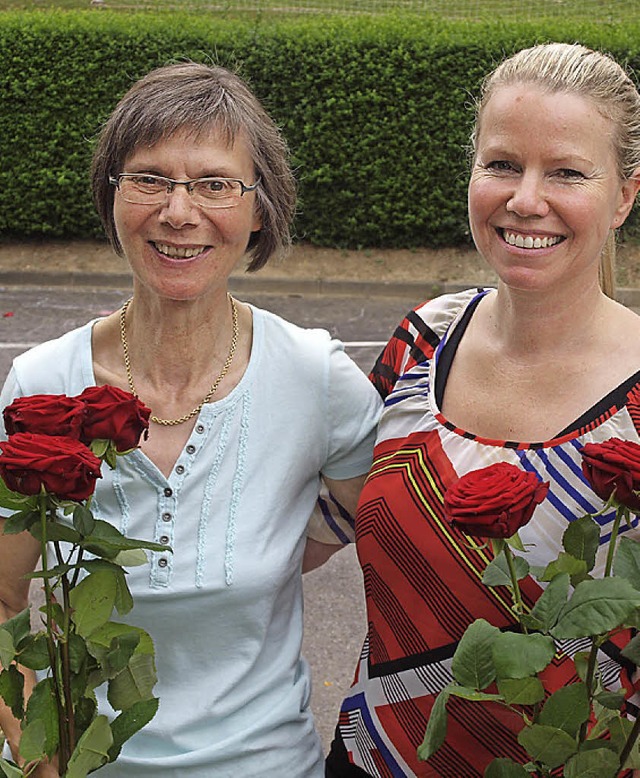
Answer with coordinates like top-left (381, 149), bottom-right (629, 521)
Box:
top-left (3, 394), bottom-right (85, 439)
top-left (0, 432), bottom-right (102, 501)
top-left (78, 386), bottom-right (150, 452)
top-left (581, 438), bottom-right (640, 511)
top-left (444, 462), bottom-right (549, 539)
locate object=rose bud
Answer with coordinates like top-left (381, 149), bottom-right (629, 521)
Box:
top-left (581, 438), bottom-right (640, 512)
top-left (444, 462), bottom-right (549, 539)
top-left (77, 385), bottom-right (151, 452)
top-left (0, 432), bottom-right (102, 501)
top-left (3, 394), bottom-right (85, 439)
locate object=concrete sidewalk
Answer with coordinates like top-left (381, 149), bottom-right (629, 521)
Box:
top-left (1, 239), bottom-right (640, 308)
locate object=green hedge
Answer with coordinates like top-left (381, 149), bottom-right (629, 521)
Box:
top-left (1, 11), bottom-right (640, 248)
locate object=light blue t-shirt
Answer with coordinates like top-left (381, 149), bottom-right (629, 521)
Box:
top-left (1, 304), bottom-right (382, 777)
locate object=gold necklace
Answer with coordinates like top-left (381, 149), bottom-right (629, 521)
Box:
top-left (119, 295), bottom-right (239, 427)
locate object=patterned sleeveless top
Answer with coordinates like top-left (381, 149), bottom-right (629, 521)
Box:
top-left (336, 289), bottom-right (640, 777)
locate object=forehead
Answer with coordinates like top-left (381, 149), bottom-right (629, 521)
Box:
top-left (123, 125), bottom-right (255, 171)
top-left (477, 83), bottom-right (615, 159)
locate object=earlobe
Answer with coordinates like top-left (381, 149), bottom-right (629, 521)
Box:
top-left (612, 169), bottom-right (640, 229)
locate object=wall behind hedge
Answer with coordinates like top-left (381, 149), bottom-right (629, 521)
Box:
top-left (1, 11), bottom-right (639, 249)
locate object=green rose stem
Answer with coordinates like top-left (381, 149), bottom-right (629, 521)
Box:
top-left (37, 494), bottom-right (72, 774)
top-left (494, 538), bottom-right (528, 634)
top-left (579, 499), bottom-right (626, 745)
top-left (53, 538), bottom-right (76, 758)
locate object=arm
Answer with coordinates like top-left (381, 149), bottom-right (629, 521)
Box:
top-left (0, 521), bottom-right (59, 775)
top-left (302, 474), bottom-right (367, 573)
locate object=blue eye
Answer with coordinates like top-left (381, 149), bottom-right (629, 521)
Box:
top-left (557, 168), bottom-right (585, 180)
top-left (486, 160), bottom-right (517, 173)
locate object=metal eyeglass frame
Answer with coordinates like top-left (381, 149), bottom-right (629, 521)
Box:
top-left (108, 173), bottom-right (261, 207)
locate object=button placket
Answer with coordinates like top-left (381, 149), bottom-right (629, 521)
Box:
top-left (153, 486), bottom-right (176, 586)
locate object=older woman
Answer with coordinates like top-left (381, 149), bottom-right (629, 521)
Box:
top-left (0, 63), bottom-right (381, 776)
top-left (326, 43), bottom-right (640, 776)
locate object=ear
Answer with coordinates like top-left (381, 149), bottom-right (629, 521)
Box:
top-left (611, 167), bottom-right (640, 229)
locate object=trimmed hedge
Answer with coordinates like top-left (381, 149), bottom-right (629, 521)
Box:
top-left (1, 11), bottom-right (640, 248)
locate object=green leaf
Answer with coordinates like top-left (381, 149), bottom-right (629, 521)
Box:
top-left (17, 633), bottom-right (50, 671)
top-left (482, 553), bottom-right (530, 587)
top-left (65, 714), bottom-right (113, 778)
top-left (90, 439), bottom-right (110, 459)
top-left (614, 536), bottom-right (640, 590)
top-left (23, 561), bottom-right (74, 580)
top-left (594, 689), bottom-right (626, 711)
top-left (537, 552), bottom-right (588, 586)
top-left (68, 631), bottom-right (90, 674)
top-left (29, 520), bottom-right (82, 545)
top-left (608, 714), bottom-right (635, 756)
top-left (505, 533), bottom-right (527, 553)
top-left (107, 697), bottom-right (159, 762)
top-left (573, 651), bottom-right (591, 682)
top-left (0, 480), bottom-right (39, 512)
top-left (562, 515), bottom-right (600, 573)
top-left (447, 685), bottom-right (503, 702)
top-left (0, 666), bottom-right (24, 719)
top-left (563, 746), bottom-right (620, 778)
top-left (551, 577), bottom-right (640, 639)
top-left (89, 630), bottom-right (140, 680)
top-left (497, 677), bottom-right (545, 706)
top-left (24, 677), bottom-right (59, 758)
top-left (73, 503), bottom-right (96, 536)
top-left (1, 608), bottom-right (31, 648)
top-left (0, 758), bottom-right (23, 778)
top-left (485, 758), bottom-right (531, 777)
top-left (2, 509), bottom-right (40, 535)
top-left (417, 685), bottom-right (451, 762)
top-left (539, 683), bottom-right (589, 737)
top-left (113, 548), bottom-right (149, 568)
top-left (517, 724), bottom-right (578, 769)
top-left (451, 618), bottom-right (500, 690)
top-left (80, 520), bottom-right (167, 560)
top-left (18, 717), bottom-right (46, 763)
top-left (522, 573), bottom-right (570, 633)
top-left (0, 629), bottom-right (15, 669)
top-left (107, 652), bottom-right (157, 711)
top-left (88, 622), bottom-right (154, 656)
top-left (492, 632), bottom-right (555, 679)
top-left (69, 570), bottom-right (118, 637)
top-left (81, 560), bottom-right (134, 615)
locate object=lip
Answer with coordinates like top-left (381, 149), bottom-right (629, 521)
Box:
top-left (149, 241), bottom-right (212, 261)
top-left (497, 228), bottom-right (565, 251)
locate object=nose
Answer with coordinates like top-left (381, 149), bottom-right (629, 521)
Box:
top-left (158, 184), bottom-right (200, 228)
top-left (506, 171), bottom-right (549, 218)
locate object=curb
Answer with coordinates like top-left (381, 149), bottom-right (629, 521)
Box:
top-left (1, 270), bottom-right (640, 308)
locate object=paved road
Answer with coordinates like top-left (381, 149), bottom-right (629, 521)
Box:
top-left (0, 283), bottom-right (416, 753)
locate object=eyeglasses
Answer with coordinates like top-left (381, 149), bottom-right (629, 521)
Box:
top-left (109, 173), bottom-right (260, 209)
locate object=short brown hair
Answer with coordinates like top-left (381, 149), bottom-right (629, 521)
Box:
top-left (91, 62), bottom-right (296, 272)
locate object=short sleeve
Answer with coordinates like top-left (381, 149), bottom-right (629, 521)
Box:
top-left (321, 342), bottom-right (382, 481)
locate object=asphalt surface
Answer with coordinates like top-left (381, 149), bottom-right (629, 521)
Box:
top-left (0, 281), bottom-right (420, 753)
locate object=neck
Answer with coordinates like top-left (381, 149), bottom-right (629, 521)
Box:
top-left (486, 279), bottom-right (610, 356)
top-left (119, 293), bottom-right (239, 427)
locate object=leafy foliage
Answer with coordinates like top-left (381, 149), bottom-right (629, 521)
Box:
top-left (419, 506), bottom-right (640, 776)
top-left (0, 485), bottom-right (165, 776)
top-left (1, 11), bottom-right (640, 248)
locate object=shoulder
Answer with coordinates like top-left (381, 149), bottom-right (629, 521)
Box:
top-left (370, 288), bottom-right (490, 398)
top-left (249, 304), bottom-right (338, 369)
top-left (11, 320), bottom-right (96, 396)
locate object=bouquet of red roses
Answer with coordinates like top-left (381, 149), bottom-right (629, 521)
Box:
top-left (0, 386), bottom-right (167, 778)
top-left (419, 441), bottom-right (640, 777)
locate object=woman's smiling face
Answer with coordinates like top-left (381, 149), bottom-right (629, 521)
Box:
top-left (113, 126), bottom-right (262, 302)
top-left (468, 83), bottom-right (639, 294)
